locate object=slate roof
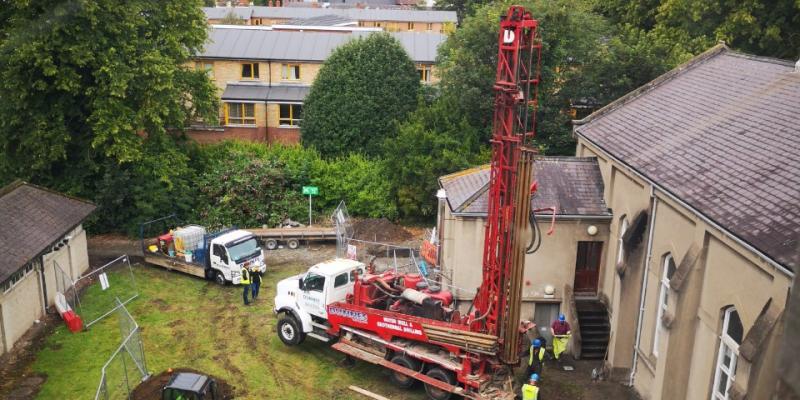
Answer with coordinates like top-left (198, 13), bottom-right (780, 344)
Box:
top-left (200, 27), bottom-right (443, 63)
top-left (0, 182), bottom-right (95, 283)
top-left (284, 14), bottom-right (357, 26)
top-left (438, 157), bottom-right (610, 217)
top-left (204, 6), bottom-right (457, 23)
top-left (573, 45), bottom-right (800, 271)
top-left (221, 83), bottom-right (310, 102)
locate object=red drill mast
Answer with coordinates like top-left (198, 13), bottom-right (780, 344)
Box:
top-left (471, 6), bottom-right (541, 361)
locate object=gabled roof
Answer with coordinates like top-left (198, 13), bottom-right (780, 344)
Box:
top-left (0, 181), bottom-right (95, 282)
top-left (573, 45), bottom-right (800, 271)
top-left (204, 6), bottom-right (457, 23)
top-left (200, 27), bottom-right (443, 63)
top-left (221, 83), bottom-right (310, 102)
top-left (439, 157), bottom-right (610, 217)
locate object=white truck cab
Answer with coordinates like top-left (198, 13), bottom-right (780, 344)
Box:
top-left (209, 230), bottom-right (267, 285)
top-left (273, 258), bottom-right (365, 345)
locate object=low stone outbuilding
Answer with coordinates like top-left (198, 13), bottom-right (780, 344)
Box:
top-left (0, 181), bottom-right (95, 354)
top-left (437, 156), bottom-right (612, 350)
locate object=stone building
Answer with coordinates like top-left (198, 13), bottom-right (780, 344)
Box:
top-left (572, 44), bottom-right (798, 399)
top-left (0, 181), bottom-right (95, 355)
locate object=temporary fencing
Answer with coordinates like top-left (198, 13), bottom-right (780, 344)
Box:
top-left (94, 298), bottom-right (149, 400)
top-left (74, 255), bottom-right (138, 328)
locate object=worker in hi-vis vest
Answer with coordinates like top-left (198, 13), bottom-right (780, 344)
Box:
top-left (521, 373), bottom-right (540, 400)
top-left (527, 338), bottom-right (545, 377)
top-left (551, 314), bottom-right (571, 360)
top-left (241, 266), bottom-right (251, 305)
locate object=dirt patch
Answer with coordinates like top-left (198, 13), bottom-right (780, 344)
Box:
top-left (150, 299), bottom-right (170, 311)
top-left (0, 313), bottom-right (60, 400)
top-left (131, 368), bottom-right (235, 400)
top-left (87, 234), bottom-right (142, 268)
top-left (353, 218), bottom-right (413, 243)
top-left (528, 359), bottom-right (640, 400)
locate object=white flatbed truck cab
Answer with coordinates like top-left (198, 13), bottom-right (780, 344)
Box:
top-left (273, 258), bottom-right (365, 345)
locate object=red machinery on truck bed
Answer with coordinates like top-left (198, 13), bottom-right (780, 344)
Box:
top-left (274, 6), bottom-right (545, 399)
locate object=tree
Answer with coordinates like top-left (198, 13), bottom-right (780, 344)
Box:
top-left (301, 33), bottom-right (420, 158)
top-left (219, 11), bottom-right (247, 25)
top-left (0, 0), bottom-right (218, 232)
top-left (386, 97), bottom-right (486, 219)
top-left (593, 0), bottom-right (800, 60)
top-left (435, 0), bottom-right (673, 155)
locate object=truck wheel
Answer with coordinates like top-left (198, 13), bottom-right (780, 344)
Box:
top-left (215, 271), bottom-right (226, 286)
top-left (389, 355), bottom-right (421, 389)
top-left (265, 239), bottom-right (278, 250)
top-left (287, 239), bottom-right (300, 250)
top-left (277, 315), bottom-right (305, 346)
top-left (424, 367), bottom-right (454, 400)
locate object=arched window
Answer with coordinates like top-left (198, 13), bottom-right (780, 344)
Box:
top-left (653, 254), bottom-right (676, 356)
top-left (616, 217), bottom-right (629, 267)
top-left (712, 307), bottom-right (743, 400)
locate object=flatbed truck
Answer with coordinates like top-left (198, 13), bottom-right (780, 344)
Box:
top-left (141, 216), bottom-right (266, 285)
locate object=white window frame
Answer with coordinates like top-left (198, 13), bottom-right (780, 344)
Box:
top-left (2, 263), bottom-right (35, 294)
top-left (616, 217), bottom-right (629, 266)
top-left (711, 307), bottom-right (740, 400)
top-left (281, 63), bottom-right (301, 81)
top-left (653, 254), bottom-right (674, 356)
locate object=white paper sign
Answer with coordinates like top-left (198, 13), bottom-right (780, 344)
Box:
top-left (346, 244), bottom-right (357, 260)
top-left (99, 273), bottom-right (110, 290)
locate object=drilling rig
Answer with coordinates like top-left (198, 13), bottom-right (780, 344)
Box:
top-left (273, 6), bottom-right (543, 400)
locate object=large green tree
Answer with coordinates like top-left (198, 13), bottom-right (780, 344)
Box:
top-left (435, 0), bottom-right (673, 154)
top-left (594, 0), bottom-right (800, 59)
top-left (301, 33), bottom-right (420, 158)
top-left (0, 0), bottom-right (218, 232)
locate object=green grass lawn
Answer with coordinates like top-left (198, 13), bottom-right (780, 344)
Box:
top-left (32, 264), bottom-right (428, 400)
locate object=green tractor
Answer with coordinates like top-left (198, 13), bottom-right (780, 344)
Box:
top-left (161, 372), bottom-right (221, 400)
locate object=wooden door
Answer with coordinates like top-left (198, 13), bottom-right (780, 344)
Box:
top-left (574, 241), bottom-right (603, 294)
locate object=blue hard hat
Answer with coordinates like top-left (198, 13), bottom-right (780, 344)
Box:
top-left (530, 373), bottom-right (539, 382)
top-left (532, 339), bottom-right (542, 347)
top-left (559, 314), bottom-right (566, 321)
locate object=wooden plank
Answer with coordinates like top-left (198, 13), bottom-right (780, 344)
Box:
top-left (332, 340), bottom-right (465, 396)
top-left (144, 255), bottom-right (205, 278)
top-left (348, 386), bottom-right (392, 400)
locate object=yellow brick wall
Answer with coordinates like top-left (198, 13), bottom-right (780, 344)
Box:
top-left (269, 62), bottom-right (322, 85)
top-left (267, 103), bottom-right (280, 128)
top-left (214, 60), bottom-right (269, 87)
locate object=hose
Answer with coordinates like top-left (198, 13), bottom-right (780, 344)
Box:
top-left (526, 207), bottom-right (542, 254)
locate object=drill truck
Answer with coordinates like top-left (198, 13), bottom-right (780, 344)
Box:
top-left (273, 6), bottom-right (544, 399)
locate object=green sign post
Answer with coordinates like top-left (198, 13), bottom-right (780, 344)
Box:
top-left (302, 186), bottom-right (319, 225)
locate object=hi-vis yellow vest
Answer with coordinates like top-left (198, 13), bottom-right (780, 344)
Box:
top-left (529, 346), bottom-right (545, 365)
top-left (241, 268), bottom-right (251, 285)
top-left (522, 383), bottom-right (539, 400)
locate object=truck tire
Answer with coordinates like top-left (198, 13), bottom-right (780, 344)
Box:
top-left (265, 239), bottom-right (278, 250)
top-left (277, 315), bottom-right (305, 346)
top-left (389, 355), bottom-right (421, 389)
top-left (424, 367), bottom-right (455, 400)
top-left (287, 239), bottom-right (300, 249)
top-left (214, 271), bottom-right (226, 286)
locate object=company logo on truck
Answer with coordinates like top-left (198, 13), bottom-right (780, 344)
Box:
top-left (328, 306), bottom-right (368, 324)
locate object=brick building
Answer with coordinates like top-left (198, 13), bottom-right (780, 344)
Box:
top-left (187, 26), bottom-right (445, 144)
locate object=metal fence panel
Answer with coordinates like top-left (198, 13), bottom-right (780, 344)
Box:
top-left (75, 255), bottom-right (139, 328)
top-left (94, 299), bottom-right (148, 400)
top-left (332, 200), bottom-right (353, 258)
